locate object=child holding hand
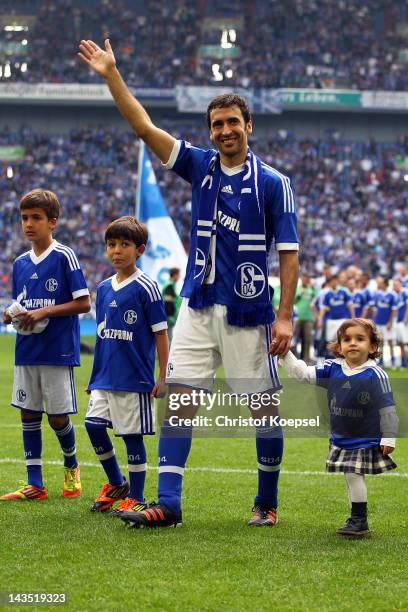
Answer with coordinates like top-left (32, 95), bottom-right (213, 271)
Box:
top-left (281, 318), bottom-right (398, 536)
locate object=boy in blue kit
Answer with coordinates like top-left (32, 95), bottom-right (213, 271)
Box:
top-left (1, 189), bottom-right (91, 501)
top-left (86, 216), bottom-right (169, 515)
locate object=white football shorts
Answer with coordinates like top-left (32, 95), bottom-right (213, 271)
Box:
top-left (396, 321), bottom-right (408, 344)
top-left (378, 324), bottom-right (396, 343)
top-left (326, 319), bottom-right (347, 343)
top-left (165, 299), bottom-right (280, 394)
top-left (86, 389), bottom-right (154, 436)
top-left (12, 365), bottom-right (77, 415)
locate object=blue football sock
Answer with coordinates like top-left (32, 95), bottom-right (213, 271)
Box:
top-left (85, 419), bottom-right (124, 485)
top-left (22, 416), bottom-right (43, 488)
top-left (122, 434), bottom-right (147, 501)
top-left (254, 425), bottom-right (284, 509)
top-left (54, 419), bottom-right (77, 468)
top-left (157, 420), bottom-right (192, 514)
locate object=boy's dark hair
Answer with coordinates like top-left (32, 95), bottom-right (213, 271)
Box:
top-left (206, 93), bottom-right (251, 128)
top-left (105, 215), bottom-right (148, 247)
top-left (20, 189), bottom-right (60, 220)
top-left (169, 268), bottom-right (180, 278)
top-left (328, 318), bottom-right (382, 359)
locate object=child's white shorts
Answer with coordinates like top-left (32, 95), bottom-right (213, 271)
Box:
top-left (165, 299), bottom-right (280, 394)
top-left (396, 321), bottom-right (408, 344)
top-left (86, 389), bottom-right (154, 436)
top-left (378, 324), bottom-right (396, 343)
top-left (12, 365), bottom-right (77, 415)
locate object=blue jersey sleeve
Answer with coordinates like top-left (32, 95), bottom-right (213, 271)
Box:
top-left (315, 360), bottom-right (334, 387)
top-left (342, 289), bottom-right (351, 304)
top-left (61, 248), bottom-right (89, 299)
top-left (264, 172), bottom-right (298, 251)
top-left (370, 368), bottom-right (395, 409)
top-left (164, 139), bottom-right (214, 185)
top-left (323, 291), bottom-right (332, 307)
top-left (140, 282), bottom-right (168, 332)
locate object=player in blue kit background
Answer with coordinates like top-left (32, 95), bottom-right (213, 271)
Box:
top-left (281, 318), bottom-right (398, 536)
top-left (85, 216), bottom-right (169, 515)
top-left (1, 189), bottom-right (91, 501)
top-left (319, 274), bottom-right (354, 347)
top-left (78, 39), bottom-right (299, 528)
top-left (371, 276), bottom-right (398, 367)
top-left (393, 277), bottom-right (408, 368)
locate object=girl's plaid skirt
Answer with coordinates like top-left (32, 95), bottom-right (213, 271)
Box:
top-left (326, 444), bottom-right (397, 475)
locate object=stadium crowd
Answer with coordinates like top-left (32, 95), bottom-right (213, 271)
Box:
top-left (1, 0), bottom-right (408, 90)
top-left (0, 124), bottom-right (407, 305)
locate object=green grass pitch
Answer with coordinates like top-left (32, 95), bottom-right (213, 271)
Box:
top-left (0, 334), bottom-right (407, 611)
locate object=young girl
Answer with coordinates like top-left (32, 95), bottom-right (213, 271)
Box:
top-left (281, 318), bottom-right (398, 536)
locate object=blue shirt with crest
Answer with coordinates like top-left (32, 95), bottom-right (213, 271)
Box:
top-left (164, 140), bottom-right (299, 307)
top-left (315, 359), bottom-right (395, 449)
top-left (372, 290), bottom-right (398, 325)
top-left (87, 270), bottom-right (167, 393)
top-left (12, 240), bottom-right (89, 366)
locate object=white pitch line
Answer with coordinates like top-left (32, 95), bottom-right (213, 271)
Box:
top-left (0, 457), bottom-right (407, 478)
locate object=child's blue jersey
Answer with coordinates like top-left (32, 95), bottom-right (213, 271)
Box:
top-left (352, 289), bottom-right (366, 318)
top-left (315, 359), bottom-right (395, 449)
top-left (323, 288), bottom-right (351, 319)
top-left (373, 290), bottom-right (398, 325)
top-left (396, 289), bottom-right (408, 323)
top-left (12, 240), bottom-right (89, 366)
top-left (165, 140), bottom-right (298, 306)
top-left (87, 270), bottom-right (167, 393)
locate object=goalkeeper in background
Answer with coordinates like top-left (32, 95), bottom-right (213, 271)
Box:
top-left (1, 189), bottom-right (90, 502)
top-left (162, 268), bottom-right (181, 342)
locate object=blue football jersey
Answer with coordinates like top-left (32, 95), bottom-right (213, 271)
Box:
top-left (323, 288), bottom-right (351, 319)
top-left (396, 289), bottom-right (408, 323)
top-left (373, 290), bottom-right (398, 325)
top-left (352, 289), bottom-right (366, 318)
top-left (88, 270), bottom-right (167, 393)
top-left (12, 240), bottom-right (89, 366)
top-left (164, 140), bottom-right (298, 306)
top-left (315, 359), bottom-right (395, 449)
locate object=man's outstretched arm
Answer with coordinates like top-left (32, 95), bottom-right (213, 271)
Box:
top-left (78, 39), bottom-right (175, 164)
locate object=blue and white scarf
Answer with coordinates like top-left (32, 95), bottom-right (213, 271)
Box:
top-left (188, 148), bottom-right (273, 327)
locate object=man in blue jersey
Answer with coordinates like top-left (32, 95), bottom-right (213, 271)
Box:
top-left (351, 274), bottom-right (368, 319)
top-left (319, 274), bottom-right (354, 346)
top-left (1, 189), bottom-right (90, 501)
top-left (393, 278), bottom-right (408, 368)
top-left (372, 276), bottom-right (398, 368)
top-left (79, 39), bottom-right (299, 528)
top-left (86, 216), bottom-right (169, 515)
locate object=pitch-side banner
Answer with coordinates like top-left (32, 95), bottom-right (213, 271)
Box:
top-left (175, 85), bottom-right (282, 114)
top-left (135, 142), bottom-right (187, 287)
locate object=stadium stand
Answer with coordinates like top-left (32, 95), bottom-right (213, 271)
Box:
top-left (1, 124), bottom-right (407, 310)
top-left (1, 0), bottom-right (407, 90)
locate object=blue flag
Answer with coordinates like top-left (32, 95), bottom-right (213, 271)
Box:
top-left (136, 141), bottom-right (187, 287)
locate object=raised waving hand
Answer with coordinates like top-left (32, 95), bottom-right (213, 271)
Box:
top-left (78, 39), bottom-right (116, 78)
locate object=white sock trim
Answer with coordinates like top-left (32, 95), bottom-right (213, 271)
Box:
top-left (128, 463), bottom-right (147, 473)
top-left (98, 449), bottom-right (115, 461)
top-left (258, 462), bottom-right (281, 472)
top-left (26, 459), bottom-right (42, 466)
top-left (158, 466), bottom-right (185, 475)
